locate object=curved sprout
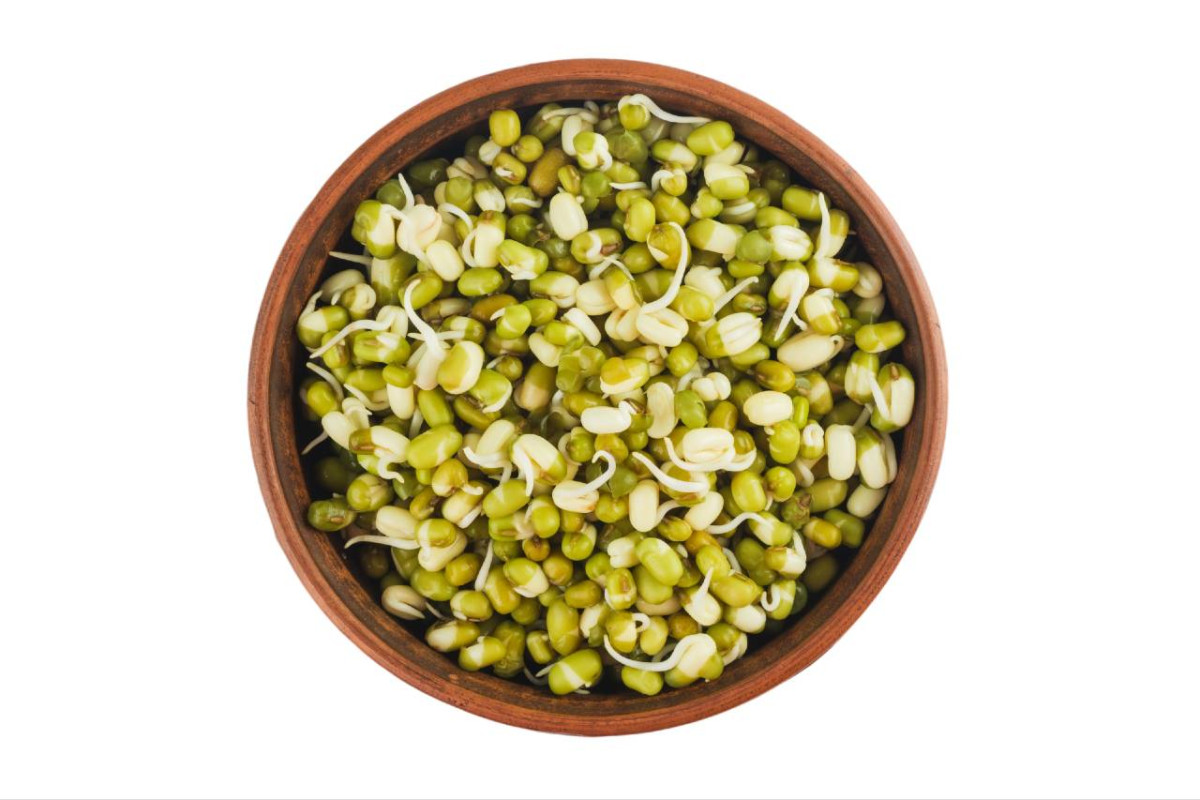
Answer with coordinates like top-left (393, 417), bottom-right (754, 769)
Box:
top-left (723, 547), bottom-right (744, 574)
top-left (641, 222), bottom-right (691, 314)
top-left (304, 362), bottom-right (344, 403)
top-left (473, 540), bottom-right (494, 592)
top-left (343, 534), bottom-right (421, 551)
top-left (713, 277), bottom-right (759, 315)
top-left (602, 632), bottom-right (711, 672)
top-left (556, 450), bottom-right (616, 498)
top-left (706, 512), bottom-right (770, 535)
top-left (588, 253), bottom-right (632, 281)
top-left (456, 502), bottom-right (483, 530)
top-left (618, 93), bottom-right (710, 125)
top-left (630, 452), bottom-right (708, 494)
top-left (439, 202), bottom-right (474, 230)
top-left (760, 584), bottom-right (782, 612)
top-left (328, 251), bottom-right (373, 267)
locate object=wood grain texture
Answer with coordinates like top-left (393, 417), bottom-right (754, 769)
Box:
top-left (248, 59), bottom-right (948, 735)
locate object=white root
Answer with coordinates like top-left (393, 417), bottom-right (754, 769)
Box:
top-left (706, 512), bottom-right (770, 535)
top-left (523, 665), bottom-right (548, 686)
top-left (654, 500), bottom-right (682, 526)
top-left (439, 202), bottom-right (474, 230)
top-left (602, 632), bottom-right (710, 672)
top-left (723, 547), bottom-right (744, 574)
top-left (618, 94), bottom-right (710, 125)
top-left (556, 450), bottom-right (616, 498)
top-left (455, 502), bottom-right (483, 530)
top-left (712, 277), bottom-right (759, 315)
top-left (308, 317), bottom-right (392, 361)
top-left (343, 534), bottom-right (421, 551)
top-left (641, 222), bottom-right (691, 313)
top-left (588, 254), bottom-right (632, 281)
top-left (760, 584), bottom-right (782, 612)
top-left (815, 191), bottom-right (835, 259)
top-left (480, 382), bottom-right (513, 414)
top-left (300, 430), bottom-right (329, 455)
top-left (328, 251), bottom-right (373, 267)
top-left (304, 362), bottom-right (344, 403)
top-left (473, 540), bottom-right (494, 592)
top-left (630, 452), bottom-right (708, 494)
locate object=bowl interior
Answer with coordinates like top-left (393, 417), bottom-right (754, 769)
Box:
top-left (251, 61), bottom-right (945, 735)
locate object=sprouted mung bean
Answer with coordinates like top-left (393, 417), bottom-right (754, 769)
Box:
top-left (295, 95), bottom-right (916, 696)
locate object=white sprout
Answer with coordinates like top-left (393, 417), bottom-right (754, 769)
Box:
top-left (706, 512), bottom-right (770, 535)
top-left (439, 202), bottom-right (474, 230)
top-left (304, 362), bottom-right (344, 403)
top-left (473, 540), bottom-right (494, 592)
top-left (523, 665), bottom-right (548, 686)
top-left (343, 534), bottom-right (420, 551)
top-left (722, 449), bottom-right (758, 473)
top-left (618, 94), bottom-right (710, 125)
top-left (712, 277), bottom-right (759, 315)
top-left (459, 226), bottom-right (480, 268)
top-left (609, 181), bottom-right (647, 190)
top-left (396, 171), bottom-right (416, 208)
top-left (603, 633), bottom-right (704, 672)
top-left (853, 403), bottom-right (874, 432)
top-left (308, 317), bottom-right (395, 360)
top-left (760, 584), bottom-right (782, 612)
top-left (509, 196), bottom-right (543, 209)
top-left (557, 433), bottom-right (577, 465)
top-left (775, 278), bottom-right (807, 340)
top-left (723, 547), bottom-right (744, 574)
top-left (555, 450), bottom-right (616, 498)
top-left (480, 382), bottom-right (513, 414)
top-left (539, 106), bottom-right (599, 122)
top-left (795, 459), bottom-right (815, 487)
top-left (652, 642), bottom-right (678, 664)
top-left (722, 199), bottom-right (757, 217)
top-left (641, 222), bottom-right (691, 313)
top-left (300, 291), bottom-right (321, 319)
top-left (462, 483), bottom-right (484, 496)
top-left (630, 452), bottom-right (708, 494)
top-left (868, 370), bottom-right (891, 422)
top-left (328, 251), bottom-right (373, 267)
top-left (676, 366), bottom-right (703, 392)
top-left (403, 282), bottom-right (442, 350)
top-left (588, 253), bottom-right (632, 281)
top-left (342, 383), bottom-right (387, 413)
top-left (815, 191), bottom-right (834, 259)
top-left (461, 447), bottom-right (505, 468)
top-left (654, 500), bottom-right (682, 526)
top-left (584, 235), bottom-right (604, 264)
top-left (408, 409), bottom-right (424, 439)
top-left (631, 613), bottom-right (652, 632)
top-left (455, 502), bottom-right (483, 530)
top-left (649, 168), bottom-right (674, 193)
top-left (425, 602), bottom-right (447, 621)
top-left (300, 430), bottom-right (329, 455)
top-left (663, 437), bottom-right (733, 474)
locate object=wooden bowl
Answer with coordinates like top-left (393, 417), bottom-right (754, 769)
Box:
top-left (248, 59), bottom-right (947, 735)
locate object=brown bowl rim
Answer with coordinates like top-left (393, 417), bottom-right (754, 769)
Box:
top-left (248, 58), bottom-right (948, 735)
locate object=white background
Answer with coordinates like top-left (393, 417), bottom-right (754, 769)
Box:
top-left (2, 2), bottom-right (1198, 798)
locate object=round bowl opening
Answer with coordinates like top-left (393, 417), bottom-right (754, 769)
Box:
top-left (249, 60), bottom-right (946, 735)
